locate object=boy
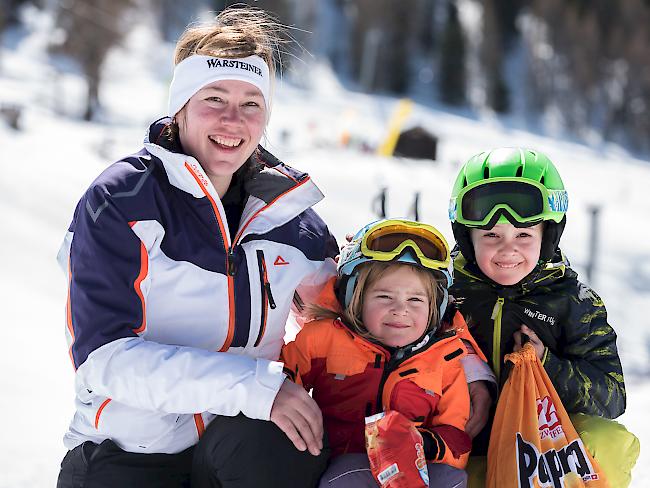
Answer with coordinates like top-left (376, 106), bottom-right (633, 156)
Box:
top-left (448, 147), bottom-right (638, 486)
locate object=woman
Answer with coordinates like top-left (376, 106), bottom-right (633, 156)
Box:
top-left (56, 7), bottom-right (338, 488)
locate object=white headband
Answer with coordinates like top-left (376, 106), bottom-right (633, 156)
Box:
top-left (168, 54), bottom-right (271, 117)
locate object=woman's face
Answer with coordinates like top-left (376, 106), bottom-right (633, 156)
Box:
top-left (178, 79), bottom-right (267, 187)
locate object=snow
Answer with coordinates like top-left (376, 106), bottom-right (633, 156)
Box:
top-left (1, 11), bottom-right (648, 487)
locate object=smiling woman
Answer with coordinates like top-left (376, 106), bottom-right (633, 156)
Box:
top-left (55, 6), bottom-right (338, 488)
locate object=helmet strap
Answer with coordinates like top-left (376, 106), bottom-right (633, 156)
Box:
top-left (540, 216), bottom-right (566, 262)
top-left (438, 288), bottom-right (449, 324)
top-left (340, 274), bottom-right (358, 309)
top-left (452, 222), bottom-right (475, 263)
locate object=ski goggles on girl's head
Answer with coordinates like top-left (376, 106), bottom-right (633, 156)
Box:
top-left (360, 219), bottom-right (451, 271)
top-left (449, 178), bottom-right (568, 228)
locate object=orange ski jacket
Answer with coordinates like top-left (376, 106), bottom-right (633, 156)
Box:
top-left (281, 311), bottom-right (476, 469)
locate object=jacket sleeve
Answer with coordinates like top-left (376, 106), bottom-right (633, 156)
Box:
top-left (280, 324), bottom-right (322, 390)
top-left (419, 350), bottom-right (472, 469)
top-left (63, 184), bottom-right (284, 420)
top-left (291, 213), bottom-right (338, 321)
top-left (542, 284), bottom-right (626, 418)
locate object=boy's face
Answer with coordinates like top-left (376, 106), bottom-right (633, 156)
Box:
top-left (470, 223), bottom-right (543, 286)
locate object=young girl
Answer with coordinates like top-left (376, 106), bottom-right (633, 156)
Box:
top-left (282, 219), bottom-right (486, 488)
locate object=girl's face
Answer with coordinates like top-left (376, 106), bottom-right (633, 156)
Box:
top-left (470, 223), bottom-right (543, 286)
top-left (178, 79), bottom-right (267, 192)
top-left (361, 266), bottom-right (431, 348)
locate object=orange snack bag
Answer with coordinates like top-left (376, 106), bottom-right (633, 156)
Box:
top-left (365, 410), bottom-right (429, 487)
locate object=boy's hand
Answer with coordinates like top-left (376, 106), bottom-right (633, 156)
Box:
top-left (466, 380), bottom-right (492, 438)
top-left (513, 325), bottom-right (545, 359)
top-left (270, 378), bottom-right (324, 456)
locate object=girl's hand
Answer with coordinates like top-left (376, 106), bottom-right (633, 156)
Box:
top-left (513, 325), bottom-right (545, 359)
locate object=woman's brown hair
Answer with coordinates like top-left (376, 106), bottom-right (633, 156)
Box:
top-left (174, 6), bottom-right (284, 79)
top-left (164, 6), bottom-right (285, 141)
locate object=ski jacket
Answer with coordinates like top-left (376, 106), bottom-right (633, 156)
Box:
top-left (281, 313), bottom-right (476, 469)
top-left (450, 250), bottom-right (626, 420)
top-left (57, 118), bottom-right (338, 454)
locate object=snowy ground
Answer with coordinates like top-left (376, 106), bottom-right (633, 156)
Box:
top-left (1, 13), bottom-right (648, 487)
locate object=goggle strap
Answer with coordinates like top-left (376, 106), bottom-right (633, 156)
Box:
top-left (438, 288), bottom-right (449, 324)
top-left (547, 190), bottom-right (569, 213)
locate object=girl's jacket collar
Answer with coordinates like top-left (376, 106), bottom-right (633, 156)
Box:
top-left (311, 277), bottom-right (487, 364)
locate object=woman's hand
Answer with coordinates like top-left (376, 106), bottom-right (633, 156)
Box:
top-left (270, 379), bottom-right (324, 456)
top-left (465, 380), bottom-right (492, 438)
top-left (513, 325), bottom-right (545, 359)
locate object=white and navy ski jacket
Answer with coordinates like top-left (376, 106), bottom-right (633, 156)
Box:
top-left (57, 118), bottom-right (338, 454)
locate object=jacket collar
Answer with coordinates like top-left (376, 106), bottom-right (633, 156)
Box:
top-left (334, 318), bottom-right (457, 365)
top-left (143, 117), bottom-right (325, 241)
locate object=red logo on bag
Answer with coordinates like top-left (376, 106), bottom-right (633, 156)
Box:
top-left (537, 396), bottom-right (563, 440)
top-left (274, 255), bottom-right (289, 266)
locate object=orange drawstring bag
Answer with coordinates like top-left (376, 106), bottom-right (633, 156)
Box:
top-left (487, 344), bottom-right (609, 488)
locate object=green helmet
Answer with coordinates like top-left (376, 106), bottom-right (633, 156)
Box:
top-left (450, 147), bottom-right (568, 263)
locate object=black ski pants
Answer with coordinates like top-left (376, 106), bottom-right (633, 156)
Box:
top-left (56, 414), bottom-right (330, 488)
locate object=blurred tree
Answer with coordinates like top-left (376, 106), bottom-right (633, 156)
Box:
top-left (414, 0), bottom-right (437, 53)
top-left (349, 0), bottom-right (419, 94)
top-left (498, 0), bottom-right (522, 47)
top-left (51, 0), bottom-right (135, 121)
top-left (481, 0), bottom-right (509, 112)
top-left (525, 0), bottom-right (650, 152)
top-left (0, 0), bottom-right (33, 45)
top-left (158, 0), bottom-right (205, 42)
top-left (378, 0), bottom-right (412, 94)
top-left (438, 2), bottom-right (466, 105)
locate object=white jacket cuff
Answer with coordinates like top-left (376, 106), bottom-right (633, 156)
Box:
top-left (240, 360), bottom-right (285, 420)
top-left (461, 352), bottom-right (497, 384)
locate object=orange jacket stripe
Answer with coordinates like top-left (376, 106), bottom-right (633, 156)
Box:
top-left (193, 413), bottom-right (205, 438)
top-left (66, 258), bottom-right (76, 370)
top-left (129, 221), bottom-right (149, 334)
top-left (95, 398), bottom-right (112, 429)
top-left (184, 162), bottom-right (236, 351)
top-left (270, 164), bottom-right (299, 183)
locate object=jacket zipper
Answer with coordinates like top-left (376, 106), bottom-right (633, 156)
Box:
top-left (254, 250), bottom-right (276, 346)
top-left (184, 162), bottom-right (236, 352)
top-left (491, 297), bottom-right (505, 381)
top-left (371, 330), bottom-right (457, 412)
top-left (375, 350), bottom-right (403, 411)
top-left (186, 162), bottom-right (310, 351)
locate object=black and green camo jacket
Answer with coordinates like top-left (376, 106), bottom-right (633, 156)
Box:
top-left (451, 250), bottom-right (626, 419)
